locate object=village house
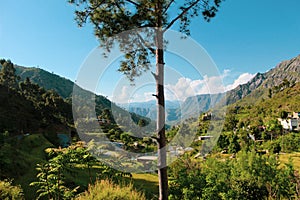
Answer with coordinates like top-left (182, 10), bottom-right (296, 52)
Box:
top-left (278, 112), bottom-right (300, 131)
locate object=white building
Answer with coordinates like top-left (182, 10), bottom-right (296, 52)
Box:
top-left (278, 112), bottom-right (300, 131)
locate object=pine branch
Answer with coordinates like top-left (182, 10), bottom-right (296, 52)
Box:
top-left (78, 0), bottom-right (106, 25)
top-left (151, 71), bottom-right (158, 80)
top-left (163, 0), bottom-right (201, 33)
top-left (163, 0), bottom-right (176, 15)
top-left (124, 0), bottom-right (140, 7)
top-left (136, 33), bottom-right (156, 55)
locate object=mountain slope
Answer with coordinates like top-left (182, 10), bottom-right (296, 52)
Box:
top-left (11, 63), bottom-right (152, 134)
top-left (0, 83), bottom-right (73, 137)
top-left (222, 54), bottom-right (300, 105)
top-left (15, 65), bottom-right (75, 99)
top-left (173, 54), bottom-right (300, 120)
top-left (227, 82), bottom-right (300, 128)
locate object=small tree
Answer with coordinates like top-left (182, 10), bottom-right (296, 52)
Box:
top-left (69, 1), bottom-right (224, 199)
top-left (30, 153), bottom-right (79, 200)
top-left (228, 134), bottom-right (240, 154)
top-left (280, 110), bottom-right (288, 119)
top-left (223, 113), bottom-right (238, 132)
top-left (0, 59), bottom-right (19, 90)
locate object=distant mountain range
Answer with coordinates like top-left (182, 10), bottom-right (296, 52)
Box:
top-left (119, 100), bottom-right (181, 123)
top-left (120, 54), bottom-right (300, 123)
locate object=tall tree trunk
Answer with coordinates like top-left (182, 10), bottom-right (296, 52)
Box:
top-left (155, 26), bottom-right (168, 200)
top-left (155, 1), bottom-right (168, 199)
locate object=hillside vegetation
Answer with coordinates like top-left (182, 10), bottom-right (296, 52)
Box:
top-left (232, 81), bottom-right (300, 126)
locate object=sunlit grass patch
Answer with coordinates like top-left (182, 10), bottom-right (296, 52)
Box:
top-left (279, 152), bottom-right (300, 170)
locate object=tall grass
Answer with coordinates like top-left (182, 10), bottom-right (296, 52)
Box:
top-left (75, 179), bottom-right (146, 200)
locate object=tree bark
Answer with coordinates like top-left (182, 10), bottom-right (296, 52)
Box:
top-left (155, 1), bottom-right (168, 199)
top-left (155, 26), bottom-right (168, 200)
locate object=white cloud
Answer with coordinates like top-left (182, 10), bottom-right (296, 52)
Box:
top-left (225, 73), bottom-right (256, 91)
top-left (131, 92), bottom-right (155, 102)
top-left (113, 71), bottom-right (256, 103)
top-left (112, 86), bottom-right (130, 103)
top-left (164, 70), bottom-right (229, 101)
top-left (164, 70), bottom-right (256, 101)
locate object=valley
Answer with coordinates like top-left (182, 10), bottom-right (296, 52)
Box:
top-left (0, 54), bottom-right (300, 199)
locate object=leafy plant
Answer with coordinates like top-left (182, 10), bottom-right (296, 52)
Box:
top-left (0, 179), bottom-right (24, 200)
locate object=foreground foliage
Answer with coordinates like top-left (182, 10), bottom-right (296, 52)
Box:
top-left (0, 180), bottom-right (24, 200)
top-left (31, 143), bottom-right (132, 199)
top-left (169, 151), bottom-right (300, 200)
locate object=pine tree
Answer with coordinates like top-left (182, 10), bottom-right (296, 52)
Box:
top-left (0, 59), bottom-right (19, 90)
top-left (69, 1), bottom-right (224, 199)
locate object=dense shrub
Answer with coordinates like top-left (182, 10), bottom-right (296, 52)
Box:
top-left (169, 151), bottom-right (299, 200)
top-left (0, 180), bottom-right (24, 200)
top-left (280, 133), bottom-right (300, 153)
top-left (75, 179), bottom-right (146, 200)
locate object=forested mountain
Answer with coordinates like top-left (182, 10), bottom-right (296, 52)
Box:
top-left (8, 61), bottom-right (149, 124)
top-left (0, 83), bottom-right (73, 136)
top-left (0, 59), bottom-right (151, 141)
top-left (15, 65), bottom-right (74, 99)
top-left (13, 65), bottom-right (120, 114)
top-left (0, 61), bottom-right (75, 145)
top-left (230, 81), bottom-right (300, 126)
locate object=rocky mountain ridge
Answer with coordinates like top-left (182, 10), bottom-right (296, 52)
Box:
top-left (222, 54), bottom-right (300, 105)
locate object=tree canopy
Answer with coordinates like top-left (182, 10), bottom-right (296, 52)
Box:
top-left (0, 59), bottom-right (19, 89)
top-left (69, 0), bottom-right (223, 81)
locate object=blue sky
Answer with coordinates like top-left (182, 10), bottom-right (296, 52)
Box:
top-left (1, 0), bottom-right (300, 102)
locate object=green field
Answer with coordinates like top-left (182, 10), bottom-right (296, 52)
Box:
top-left (131, 173), bottom-right (159, 199)
top-left (279, 152), bottom-right (300, 170)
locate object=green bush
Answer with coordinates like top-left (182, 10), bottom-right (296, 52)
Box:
top-left (169, 151), bottom-right (299, 200)
top-left (0, 180), bottom-right (24, 200)
top-left (75, 179), bottom-right (146, 200)
top-left (280, 133), bottom-right (300, 153)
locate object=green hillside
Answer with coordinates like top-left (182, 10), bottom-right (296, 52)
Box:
top-left (231, 81), bottom-right (300, 125)
top-left (15, 65), bottom-right (74, 99)
top-left (0, 72), bottom-right (73, 137)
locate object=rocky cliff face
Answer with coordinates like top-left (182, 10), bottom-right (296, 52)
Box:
top-left (224, 73), bottom-right (266, 105)
top-left (223, 54), bottom-right (300, 105)
top-left (263, 55), bottom-right (300, 88)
